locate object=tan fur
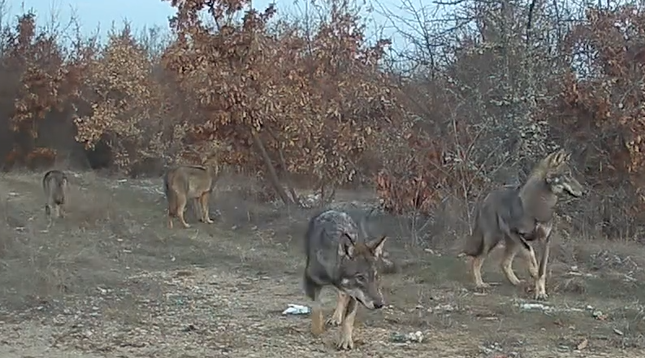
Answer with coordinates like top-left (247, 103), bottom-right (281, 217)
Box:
top-left (460, 149), bottom-right (584, 300)
top-left (163, 160), bottom-right (219, 229)
top-left (43, 170), bottom-right (69, 220)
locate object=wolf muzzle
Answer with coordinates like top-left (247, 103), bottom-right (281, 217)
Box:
top-left (346, 287), bottom-right (385, 310)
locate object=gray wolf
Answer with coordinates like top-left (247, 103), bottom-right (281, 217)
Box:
top-left (43, 170), bottom-right (69, 219)
top-left (303, 209), bottom-right (387, 350)
top-left (163, 163), bottom-right (219, 229)
top-left (460, 149), bottom-right (584, 300)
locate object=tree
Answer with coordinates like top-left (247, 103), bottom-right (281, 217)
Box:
top-left (161, 0), bottom-right (403, 205)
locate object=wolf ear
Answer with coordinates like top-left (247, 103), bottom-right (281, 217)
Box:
top-left (338, 233), bottom-right (356, 259)
top-left (549, 149), bottom-right (568, 167)
top-left (367, 235), bottom-right (387, 258)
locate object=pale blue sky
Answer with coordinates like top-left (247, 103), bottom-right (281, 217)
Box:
top-left (4, 0), bottom-right (419, 52)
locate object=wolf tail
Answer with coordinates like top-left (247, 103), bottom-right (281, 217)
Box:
top-left (303, 214), bottom-right (318, 255)
top-left (460, 231), bottom-right (485, 257)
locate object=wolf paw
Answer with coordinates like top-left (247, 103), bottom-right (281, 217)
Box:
top-left (336, 335), bottom-right (354, 350)
top-left (534, 292), bottom-right (548, 301)
top-left (476, 281), bottom-right (501, 289)
top-left (475, 282), bottom-right (490, 289)
top-left (326, 316), bottom-right (343, 327)
top-left (204, 218), bottom-right (214, 224)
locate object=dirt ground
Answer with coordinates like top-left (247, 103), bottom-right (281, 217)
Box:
top-left (0, 171), bottom-right (644, 358)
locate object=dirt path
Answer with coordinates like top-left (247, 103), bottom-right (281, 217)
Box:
top-left (0, 172), bottom-right (644, 357)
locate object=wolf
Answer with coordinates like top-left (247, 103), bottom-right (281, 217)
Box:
top-left (460, 149), bottom-right (584, 300)
top-left (43, 170), bottom-right (69, 219)
top-left (163, 162), bottom-right (219, 229)
top-left (303, 209), bottom-right (387, 350)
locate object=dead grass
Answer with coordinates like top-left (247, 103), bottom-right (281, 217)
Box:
top-left (0, 170), bottom-right (644, 357)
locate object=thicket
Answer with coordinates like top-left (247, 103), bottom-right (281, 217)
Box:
top-left (3, 0), bottom-right (645, 240)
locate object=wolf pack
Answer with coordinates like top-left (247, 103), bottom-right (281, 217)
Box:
top-left (41, 148), bottom-right (584, 350)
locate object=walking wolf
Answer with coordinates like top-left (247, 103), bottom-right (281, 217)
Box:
top-left (460, 149), bottom-right (584, 300)
top-left (43, 170), bottom-right (69, 219)
top-left (303, 209), bottom-right (387, 350)
top-left (163, 162), bottom-right (219, 229)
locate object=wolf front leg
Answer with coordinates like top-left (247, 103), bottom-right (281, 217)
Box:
top-left (500, 239), bottom-right (522, 286)
top-left (534, 238), bottom-right (551, 300)
top-left (532, 222), bottom-right (553, 300)
top-left (58, 204), bottom-right (66, 218)
top-left (337, 297), bottom-right (358, 350)
top-left (327, 290), bottom-right (348, 326)
top-left (199, 192), bottom-right (214, 224)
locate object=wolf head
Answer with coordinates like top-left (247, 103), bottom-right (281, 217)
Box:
top-left (336, 234), bottom-right (387, 310)
top-left (540, 149), bottom-right (585, 198)
top-left (48, 174), bottom-right (68, 203)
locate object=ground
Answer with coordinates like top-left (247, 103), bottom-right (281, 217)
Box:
top-left (0, 171), bottom-right (644, 358)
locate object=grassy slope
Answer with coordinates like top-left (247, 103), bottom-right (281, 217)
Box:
top-left (0, 171), bottom-right (643, 357)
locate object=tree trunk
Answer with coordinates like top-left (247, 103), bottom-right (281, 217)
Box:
top-left (265, 126), bottom-right (301, 205)
top-left (250, 129), bottom-right (293, 206)
top-left (276, 146), bottom-right (302, 206)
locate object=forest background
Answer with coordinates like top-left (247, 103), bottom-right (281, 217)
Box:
top-left (2, 0), bottom-right (644, 242)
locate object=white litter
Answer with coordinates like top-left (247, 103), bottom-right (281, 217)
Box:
top-left (282, 304), bottom-right (311, 315)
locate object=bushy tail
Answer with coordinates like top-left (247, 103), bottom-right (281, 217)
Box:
top-left (458, 232), bottom-right (485, 257)
top-left (303, 214), bottom-right (318, 255)
top-left (457, 215), bottom-right (485, 258)
top-left (42, 171), bottom-right (54, 191)
top-left (303, 213), bottom-right (325, 300)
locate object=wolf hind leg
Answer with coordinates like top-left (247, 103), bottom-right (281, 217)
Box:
top-left (176, 193), bottom-right (191, 228)
top-left (470, 232), bottom-right (499, 289)
top-left (303, 271), bottom-right (324, 336)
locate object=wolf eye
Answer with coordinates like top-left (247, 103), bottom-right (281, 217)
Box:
top-left (355, 274), bottom-right (366, 282)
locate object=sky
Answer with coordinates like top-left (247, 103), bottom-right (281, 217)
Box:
top-left (4, 0), bottom-right (418, 52)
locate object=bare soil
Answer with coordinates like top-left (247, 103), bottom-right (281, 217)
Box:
top-left (0, 171), bottom-right (644, 357)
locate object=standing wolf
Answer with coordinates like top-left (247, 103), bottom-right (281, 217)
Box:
top-left (303, 209), bottom-right (387, 350)
top-left (43, 170), bottom-right (69, 219)
top-left (460, 149), bottom-right (584, 300)
top-left (163, 162), bottom-right (218, 229)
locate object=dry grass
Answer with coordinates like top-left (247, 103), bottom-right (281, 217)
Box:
top-left (0, 170), bottom-right (644, 357)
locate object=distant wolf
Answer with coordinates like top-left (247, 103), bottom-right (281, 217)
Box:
top-left (163, 162), bottom-right (219, 229)
top-left (43, 169), bottom-right (69, 219)
top-left (459, 149), bottom-right (584, 300)
top-left (303, 209), bottom-right (387, 350)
